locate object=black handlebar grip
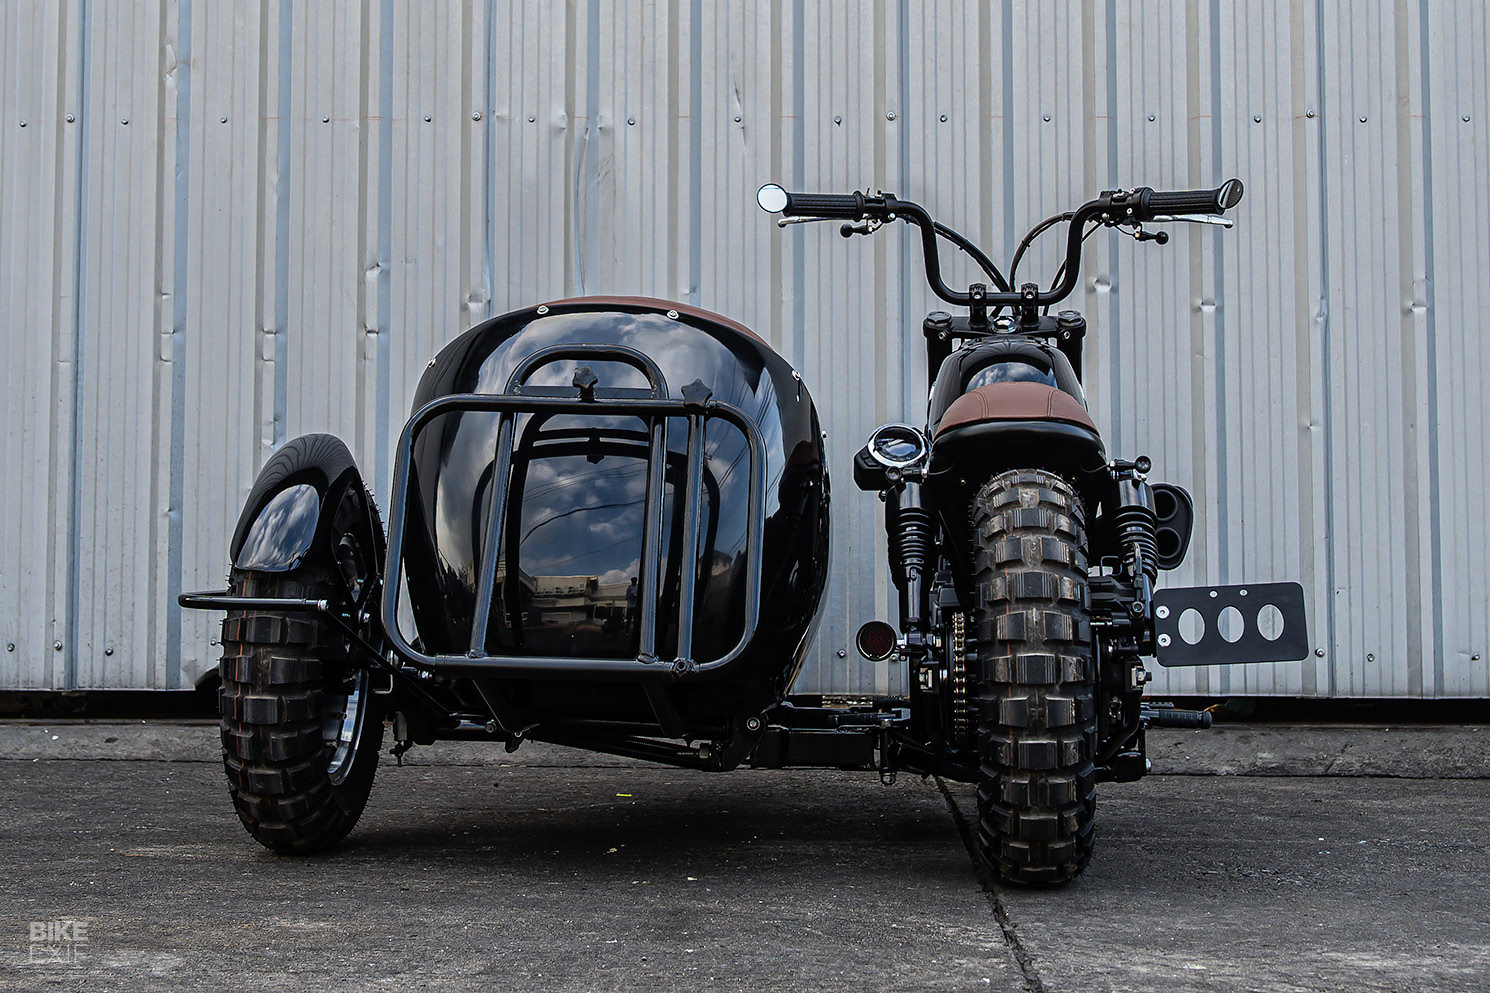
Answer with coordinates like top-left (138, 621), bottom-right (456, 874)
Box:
top-left (1144, 178), bottom-right (1245, 217)
top-left (783, 191), bottom-right (866, 219)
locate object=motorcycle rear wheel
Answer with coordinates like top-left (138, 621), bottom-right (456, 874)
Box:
top-left (970, 469), bottom-right (1097, 885)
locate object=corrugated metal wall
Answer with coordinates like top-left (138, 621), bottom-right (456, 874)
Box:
top-left (1, 0), bottom-right (1486, 698)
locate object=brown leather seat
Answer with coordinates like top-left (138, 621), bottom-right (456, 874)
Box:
top-left (934, 382), bottom-right (1097, 436)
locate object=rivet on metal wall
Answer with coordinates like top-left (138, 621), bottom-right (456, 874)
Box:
top-left (528, 115), bottom-right (536, 123)
top-left (1366, 653), bottom-right (1375, 662)
top-left (885, 111), bottom-right (896, 121)
top-left (833, 115), bottom-right (842, 125)
top-left (220, 115), bottom-right (228, 124)
top-left (53, 641), bottom-right (62, 651)
top-left (1358, 115), bottom-right (1367, 123)
top-left (629, 117), bottom-right (638, 125)
top-left (322, 115), bottom-right (330, 123)
top-left (424, 114), bottom-right (432, 122)
top-left (66, 113), bottom-right (75, 123)
top-left (1314, 648), bottom-right (1326, 658)
top-left (5, 643), bottom-right (13, 652)
top-left (19, 120), bottom-right (27, 127)
top-left (1253, 114), bottom-right (1262, 123)
top-left (836, 649), bottom-right (847, 658)
top-left (1042, 114), bottom-right (1051, 122)
top-left (733, 115), bottom-right (741, 123)
top-left (1306, 108), bottom-right (1316, 118)
top-left (939, 114), bottom-right (948, 122)
top-left (1147, 114), bottom-right (1156, 122)
top-left (121, 118), bottom-right (129, 125)
top-left (104, 647), bottom-right (114, 656)
top-left (1464, 115), bottom-right (1473, 123)
top-left (472, 111), bottom-right (482, 121)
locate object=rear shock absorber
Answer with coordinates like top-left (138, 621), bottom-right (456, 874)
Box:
top-left (884, 481), bottom-right (933, 632)
top-left (1112, 478), bottom-right (1159, 623)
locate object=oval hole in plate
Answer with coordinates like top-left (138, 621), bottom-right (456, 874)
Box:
top-left (1217, 605), bottom-right (1245, 643)
top-left (1257, 604), bottom-right (1285, 641)
top-left (1178, 608), bottom-right (1205, 646)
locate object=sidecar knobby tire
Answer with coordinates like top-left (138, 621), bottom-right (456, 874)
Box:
top-left (218, 567), bottom-right (382, 853)
top-left (970, 469), bottom-right (1096, 886)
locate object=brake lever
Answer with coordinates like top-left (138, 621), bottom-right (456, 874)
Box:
top-left (1150, 213), bottom-right (1235, 228)
top-left (777, 216), bottom-right (836, 227)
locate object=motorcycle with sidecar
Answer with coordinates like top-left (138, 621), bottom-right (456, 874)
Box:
top-left (182, 177), bottom-right (1307, 885)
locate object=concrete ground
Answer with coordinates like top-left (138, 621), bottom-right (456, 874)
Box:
top-left (0, 722), bottom-right (1486, 992)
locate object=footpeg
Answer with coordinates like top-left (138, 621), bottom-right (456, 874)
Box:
top-left (1142, 705), bottom-right (1212, 729)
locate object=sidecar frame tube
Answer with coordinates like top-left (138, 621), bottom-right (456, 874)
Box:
top-left (380, 391), bottom-right (767, 679)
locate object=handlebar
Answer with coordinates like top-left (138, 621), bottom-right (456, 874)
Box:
top-left (758, 179), bottom-right (1244, 311)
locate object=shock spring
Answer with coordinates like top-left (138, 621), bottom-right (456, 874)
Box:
top-left (1112, 481), bottom-right (1159, 583)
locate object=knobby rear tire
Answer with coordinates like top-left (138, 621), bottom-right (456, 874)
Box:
top-left (218, 567), bottom-right (383, 854)
top-left (970, 469), bottom-right (1097, 886)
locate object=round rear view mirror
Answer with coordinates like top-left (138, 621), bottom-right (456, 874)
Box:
top-left (757, 184), bottom-right (788, 214)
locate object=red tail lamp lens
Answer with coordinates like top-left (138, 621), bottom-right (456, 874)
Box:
top-left (856, 621), bottom-right (898, 661)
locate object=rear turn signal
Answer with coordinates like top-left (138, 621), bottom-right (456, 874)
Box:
top-left (855, 620), bottom-right (899, 661)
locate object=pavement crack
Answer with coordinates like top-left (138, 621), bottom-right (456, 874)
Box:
top-left (935, 776), bottom-right (1049, 993)
top-left (1322, 740), bottom-right (1349, 775)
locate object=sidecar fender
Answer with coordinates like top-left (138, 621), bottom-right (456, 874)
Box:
top-left (230, 434), bottom-right (366, 572)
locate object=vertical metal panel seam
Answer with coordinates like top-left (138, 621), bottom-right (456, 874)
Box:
top-left (41, 0), bottom-right (73, 687)
top-left (480, 0), bottom-right (497, 324)
top-left (1104, 0), bottom-right (1121, 427)
top-left (273, 1), bottom-right (291, 448)
top-left (687, 0), bottom-right (702, 305)
top-left (667, 0), bottom-right (682, 303)
top-left (791, 0), bottom-right (804, 373)
top-left (1392, 0), bottom-right (1422, 695)
top-left (1208, 0), bottom-right (1228, 695)
top-left (1203, 0), bottom-right (1227, 691)
top-left (1000, 1), bottom-right (1014, 257)
top-left (562, 2), bottom-right (575, 294)
top-left (1417, 0), bottom-right (1443, 691)
top-left (1209, 0), bottom-right (1228, 582)
top-left (166, 0), bottom-right (193, 689)
top-left (375, 0), bottom-right (393, 496)
top-left (1314, 0), bottom-right (1339, 693)
top-left (766, 0), bottom-right (782, 351)
top-left (978, 3), bottom-right (992, 252)
top-left (897, 0), bottom-right (911, 418)
top-left (64, 0), bottom-right (94, 689)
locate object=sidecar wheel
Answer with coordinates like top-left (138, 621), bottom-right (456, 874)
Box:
top-left (970, 469), bottom-right (1096, 886)
top-left (217, 567), bottom-right (383, 853)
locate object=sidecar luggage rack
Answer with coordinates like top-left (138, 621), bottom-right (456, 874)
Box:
top-left (381, 343), bottom-right (766, 678)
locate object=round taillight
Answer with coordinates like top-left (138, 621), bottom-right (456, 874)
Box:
top-left (856, 620), bottom-right (899, 662)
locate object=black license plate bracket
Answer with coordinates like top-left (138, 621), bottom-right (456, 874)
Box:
top-left (1152, 582), bottom-right (1309, 667)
